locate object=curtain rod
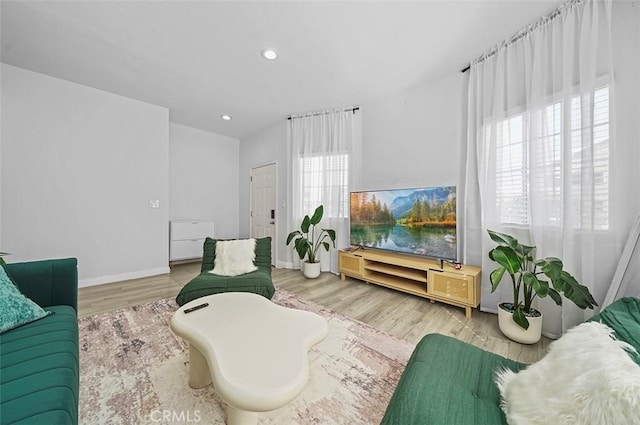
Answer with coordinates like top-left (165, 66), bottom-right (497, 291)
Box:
top-left (287, 107), bottom-right (360, 120)
top-left (459, 0), bottom-right (581, 73)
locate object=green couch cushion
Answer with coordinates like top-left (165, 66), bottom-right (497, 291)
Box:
top-left (381, 333), bottom-right (526, 425)
top-left (176, 236), bottom-right (274, 306)
top-left (0, 266), bottom-right (51, 334)
top-left (588, 297), bottom-right (640, 364)
top-left (0, 305), bottom-right (79, 425)
top-left (4, 258), bottom-right (78, 312)
top-left (176, 267), bottom-right (275, 306)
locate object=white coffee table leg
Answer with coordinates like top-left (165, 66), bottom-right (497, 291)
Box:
top-left (188, 343), bottom-right (212, 389)
top-left (226, 405), bottom-right (258, 425)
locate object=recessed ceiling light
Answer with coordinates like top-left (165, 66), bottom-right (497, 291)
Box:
top-left (261, 48), bottom-right (278, 61)
top-left (221, 114), bottom-right (232, 121)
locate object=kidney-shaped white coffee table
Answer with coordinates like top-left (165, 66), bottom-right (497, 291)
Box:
top-left (170, 292), bottom-right (329, 425)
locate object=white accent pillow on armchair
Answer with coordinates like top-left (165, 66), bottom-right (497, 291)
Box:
top-left (209, 239), bottom-right (258, 277)
top-left (496, 321), bottom-right (640, 425)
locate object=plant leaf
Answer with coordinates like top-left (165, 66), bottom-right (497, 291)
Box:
top-left (322, 241), bottom-right (330, 252)
top-left (300, 215), bottom-right (311, 233)
top-left (294, 238), bottom-right (309, 261)
top-left (512, 305), bottom-right (530, 330)
top-left (524, 272), bottom-right (549, 297)
top-left (324, 228), bottom-right (336, 242)
top-left (517, 244), bottom-right (535, 256)
top-left (487, 229), bottom-right (518, 250)
top-left (489, 267), bottom-right (506, 293)
top-left (538, 257), bottom-right (563, 283)
top-left (286, 231), bottom-right (301, 245)
top-left (490, 246), bottom-right (522, 274)
top-left (309, 205), bottom-right (323, 225)
top-left (547, 288), bottom-right (563, 306)
top-left (558, 270), bottom-right (598, 309)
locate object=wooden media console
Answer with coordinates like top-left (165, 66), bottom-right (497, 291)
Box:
top-left (338, 248), bottom-right (481, 318)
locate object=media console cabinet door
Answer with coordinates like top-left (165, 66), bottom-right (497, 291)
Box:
top-left (428, 271), bottom-right (475, 306)
top-left (339, 252), bottom-right (364, 278)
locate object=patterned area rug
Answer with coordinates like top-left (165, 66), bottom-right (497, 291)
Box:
top-left (79, 289), bottom-right (415, 424)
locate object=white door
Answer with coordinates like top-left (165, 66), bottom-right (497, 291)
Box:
top-left (250, 163), bottom-right (276, 265)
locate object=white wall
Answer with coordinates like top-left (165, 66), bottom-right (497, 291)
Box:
top-left (169, 123), bottom-right (240, 238)
top-left (361, 73), bottom-right (469, 259)
top-left (238, 122), bottom-right (287, 264)
top-left (6, 2), bottom-right (623, 282)
top-left (361, 72), bottom-right (467, 192)
top-left (1, 64), bottom-right (170, 285)
top-left (238, 73), bottom-right (467, 267)
top-left (238, 2), bottom-right (639, 273)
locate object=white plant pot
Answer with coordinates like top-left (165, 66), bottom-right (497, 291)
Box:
top-left (497, 303), bottom-right (543, 344)
top-left (302, 262), bottom-right (321, 279)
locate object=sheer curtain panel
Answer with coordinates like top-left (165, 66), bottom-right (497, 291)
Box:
top-left (287, 109), bottom-right (362, 274)
top-left (464, 0), bottom-right (625, 337)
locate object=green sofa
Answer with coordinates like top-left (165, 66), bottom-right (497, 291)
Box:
top-left (0, 258), bottom-right (79, 425)
top-left (381, 297), bottom-right (640, 424)
top-left (175, 237), bottom-right (275, 306)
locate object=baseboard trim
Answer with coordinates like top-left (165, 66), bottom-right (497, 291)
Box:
top-left (79, 266), bottom-right (171, 288)
top-left (480, 306), bottom-right (498, 314)
top-left (276, 260), bottom-right (296, 269)
top-left (275, 261), bottom-right (338, 275)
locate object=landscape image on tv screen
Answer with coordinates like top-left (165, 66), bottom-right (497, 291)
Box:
top-left (349, 186), bottom-right (457, 260)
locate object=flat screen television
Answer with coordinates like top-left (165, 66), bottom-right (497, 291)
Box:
top-left (349, 186), bottom-right (457, 261)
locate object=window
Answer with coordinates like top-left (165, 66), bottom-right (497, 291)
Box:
top-left (299, 153), bottom-right (349, 217)
top-left (571, 87), bottom-right (610, 230)
top-left (488, 86), bottom-right (610, 230)
top-left (491, 114), bottom-right (528, 225)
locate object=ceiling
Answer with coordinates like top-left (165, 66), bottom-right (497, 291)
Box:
top-left (1, 0), bottom-right (562, 139)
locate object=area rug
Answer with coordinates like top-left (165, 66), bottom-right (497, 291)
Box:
top-left (78, 290), bottom-right (415, 424)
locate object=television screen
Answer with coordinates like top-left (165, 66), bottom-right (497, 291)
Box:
top-left (349, 186), bottom-right (457, 261)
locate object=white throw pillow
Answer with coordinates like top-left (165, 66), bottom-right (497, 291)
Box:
top-left (209, 239), bottom-right (258, 277)
top-left (495, 321), bottom-right (640, 425)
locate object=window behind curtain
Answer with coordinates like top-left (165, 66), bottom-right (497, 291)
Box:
top-left (299, 153), bottom-right (349, 218)
top-left (489, 86), bottom-right (610, 230)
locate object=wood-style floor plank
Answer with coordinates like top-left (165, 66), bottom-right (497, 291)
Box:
top-left (78, 264), bottom-right (550, 363)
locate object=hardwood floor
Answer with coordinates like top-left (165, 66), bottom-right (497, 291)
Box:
top-left (77, 264), bottom-right (195, 317)
top-left (78, 263), bottom-right (551, 364)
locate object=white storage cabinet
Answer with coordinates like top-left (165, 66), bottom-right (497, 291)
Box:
top-left (170, 220), bottom-right (215, 261)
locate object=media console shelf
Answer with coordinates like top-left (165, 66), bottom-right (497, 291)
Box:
top-left (339, 248), bottom-right (481, 318)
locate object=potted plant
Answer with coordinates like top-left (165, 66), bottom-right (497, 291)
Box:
top-left (487, 229), bottom-right (597, 344)
top-left (286, 205), bottom-right (336, 278)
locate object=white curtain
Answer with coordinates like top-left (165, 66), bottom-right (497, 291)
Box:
top-left (464, 0), bottom-right (624, 337)
top-left (602, 214), bottom-right (640, 308)
top-left (286, 109), bottom-right (362, 274)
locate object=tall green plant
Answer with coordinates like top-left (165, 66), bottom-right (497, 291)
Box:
top-left (487, 229), bottom-right (597, 330)
top-left (287, 205), bottom-right (336, 263)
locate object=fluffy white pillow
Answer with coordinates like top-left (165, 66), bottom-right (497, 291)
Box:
top-left (209, 239), bottom-right (258, 277)
top-left (496, 321), bottom-right (640, 425)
